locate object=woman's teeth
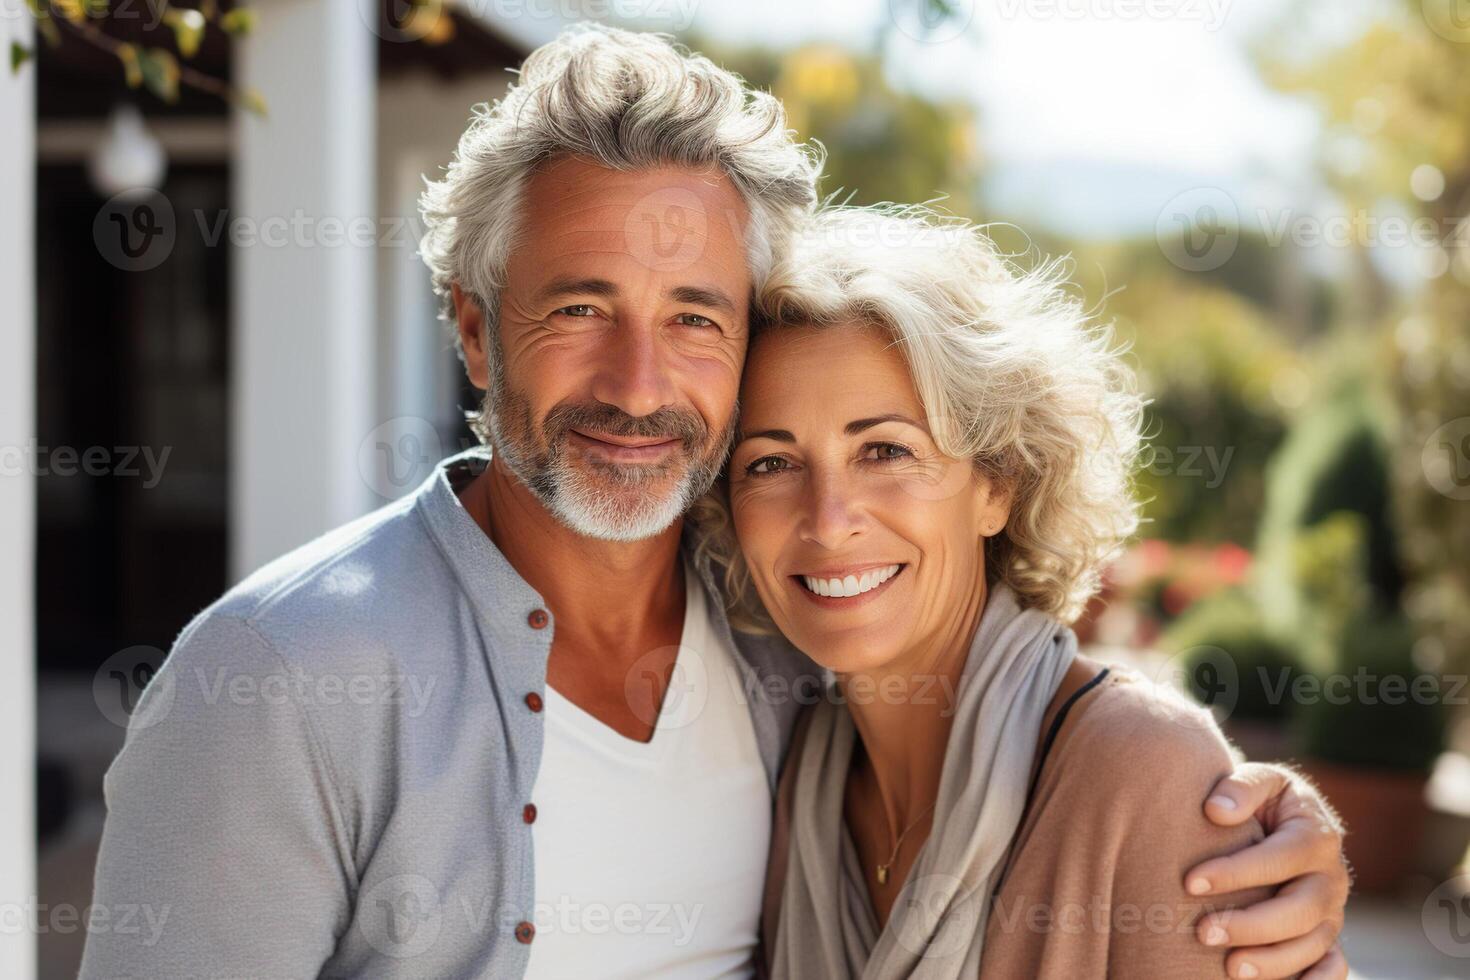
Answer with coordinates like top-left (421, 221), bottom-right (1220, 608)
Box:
top-left (801, 564), bottom-right (901, 598)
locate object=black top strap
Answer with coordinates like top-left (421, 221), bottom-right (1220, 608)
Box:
top-left (1026, 666), bottom-right (1112, 803)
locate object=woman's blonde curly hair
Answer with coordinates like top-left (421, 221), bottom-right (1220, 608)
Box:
top-left (688, 204), bottom-right (1148, 631)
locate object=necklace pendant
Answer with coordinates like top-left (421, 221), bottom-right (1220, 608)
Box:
top-left (877, 864), bottom-right (889, 885)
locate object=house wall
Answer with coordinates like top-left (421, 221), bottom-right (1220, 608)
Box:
top-left (2, 19), bottom-right (38, 978)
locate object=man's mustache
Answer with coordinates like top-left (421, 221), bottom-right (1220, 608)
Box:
top-left (542, 402), bottom-right (707, 453)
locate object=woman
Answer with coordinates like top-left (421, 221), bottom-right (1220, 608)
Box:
top-left (693, 206), bottom-right (1285, 977)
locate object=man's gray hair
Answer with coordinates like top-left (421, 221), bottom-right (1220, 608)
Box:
top-left (418, 23), bottom-right (824, 352)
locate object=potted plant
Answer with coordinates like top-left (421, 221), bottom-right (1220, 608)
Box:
top-left (1295, 605), bottom-right (1444, 893)
top-left (1164, 587), bottom-right (1302, 762)
top-left (1286, 512), bottom-right (1446, 893)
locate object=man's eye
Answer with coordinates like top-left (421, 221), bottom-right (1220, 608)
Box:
top-left (676, 313), bottom-right (716, 328)
top-left (556, 305), bottom-right (598, 317)
top-left (745, 455), bottom-right (790, 476)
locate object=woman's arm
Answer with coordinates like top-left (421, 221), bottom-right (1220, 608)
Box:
top-left (981, 673), bottom-right (1276, 978)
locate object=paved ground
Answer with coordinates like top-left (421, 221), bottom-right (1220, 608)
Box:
top-left (1340, 896), bottom-right (1469, 978)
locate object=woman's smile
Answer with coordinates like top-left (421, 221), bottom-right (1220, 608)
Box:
top-left (792, 562), bottom-right (907, 606)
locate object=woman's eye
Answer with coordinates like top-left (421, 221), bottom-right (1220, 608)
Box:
top-left (676, 313), bottom-right (716, 329)
top-left (556, 305), bottom-right (598, 318)
top-left (745, 455), bottom-right (790, 476)
top-left (866, 442), bottom-right (913, 462)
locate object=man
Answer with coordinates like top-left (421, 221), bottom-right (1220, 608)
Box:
top-left (81, 24), bottom-right (1350, 979)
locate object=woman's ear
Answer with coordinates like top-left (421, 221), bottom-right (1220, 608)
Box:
top-left (976, 477), bottom-right (1013, 539)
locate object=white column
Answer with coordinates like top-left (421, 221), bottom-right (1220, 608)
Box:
top-left (0, 13), bottom-right (37, 979)
top-left (232, 0), bottom-right (377, 579)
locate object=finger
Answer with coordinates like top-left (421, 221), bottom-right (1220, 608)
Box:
top-left (1186, 817), bottom-right (1338, 895)
top-left (1299, 942), bottom-right (1349, 980)
top-left (1196, 874), bottom-right (1338, 949)
top-left (1276, 768), bottom-right (1346, 836)
top-left (1204, 762), bottom-right (1289, 827)
top-left (1221, 922), bottom-right (1339, 980)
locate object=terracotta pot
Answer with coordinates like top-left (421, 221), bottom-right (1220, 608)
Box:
top-left (1301, 759), bottom-right (1429, 895)
top-left (1222, 719), bottom-right (1292, 764)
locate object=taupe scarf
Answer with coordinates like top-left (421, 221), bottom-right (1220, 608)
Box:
top-left (770, 583), bottom-right (1076, 979)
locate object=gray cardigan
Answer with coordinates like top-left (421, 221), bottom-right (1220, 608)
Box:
top-left (79, 447), bottom-right (816, 979)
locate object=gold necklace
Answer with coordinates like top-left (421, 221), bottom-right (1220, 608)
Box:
top-left (875, 800), bottom-right (937, 885)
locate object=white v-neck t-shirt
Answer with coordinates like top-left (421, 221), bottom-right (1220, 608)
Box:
top-left (523, 561), bottom-right (772, 980)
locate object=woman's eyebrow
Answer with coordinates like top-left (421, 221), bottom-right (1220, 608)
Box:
top-left (844, 413), bottom-right (927, 435)
top-left (737, 415), bottom-right (926, 443)
top-left (736, 428), bottom-right (796, 443)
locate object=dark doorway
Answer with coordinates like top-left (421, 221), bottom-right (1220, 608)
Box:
top-left (35, 161), bottom-right (231, 675)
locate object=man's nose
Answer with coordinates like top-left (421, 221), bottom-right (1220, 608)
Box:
top-left (590, 323), bottom-right (677, 420)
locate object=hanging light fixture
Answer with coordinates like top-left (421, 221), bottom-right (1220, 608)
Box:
top-left (89, 104), bottom-right (167, 198)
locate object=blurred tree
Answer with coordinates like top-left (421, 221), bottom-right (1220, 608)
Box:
top-left (9, 0), bottom-right (454, 113)
top-left (1061, 239), bottom-right (1304, 545)
top-left (1254, 385), bottom-right (1407, 645)
top-left (11, 0), bottom-right (264, 110)
top-left (1258, 3), bottom-right (1470, 676)
top-left (691, 38), bottom-right (982, 213)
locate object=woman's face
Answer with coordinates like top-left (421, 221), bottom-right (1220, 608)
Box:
top-left (728, 323), bottom-right (1011, 675)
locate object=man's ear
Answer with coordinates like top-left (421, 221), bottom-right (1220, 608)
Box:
top-left (451, 282), bottom-right (490, 390)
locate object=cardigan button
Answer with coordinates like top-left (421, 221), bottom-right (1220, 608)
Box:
top-left (527, 608), bottom-right (549, 629)
top-left (515, 920), bottom-right (535, 944)
top-left (524, 691), bottom-right (543, 713)
top-left (523, 803), bottom-right (537, 824)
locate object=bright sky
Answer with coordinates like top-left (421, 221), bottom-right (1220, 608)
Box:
top-left (664, 0), bottom-right (1348, 236)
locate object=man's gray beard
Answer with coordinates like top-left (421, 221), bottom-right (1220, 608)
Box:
top-left (481, 383), bottom-right (735, 543)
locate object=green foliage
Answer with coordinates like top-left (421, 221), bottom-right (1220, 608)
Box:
top-left (689, 39), bottom-right (981, 214)
top-left (1100, 262), bottom-right (1298, 544)
top-left (219, 7), bottom-right (256, 35)
top-left (1163, 588), bottom-right (1301, 723)
top-left (12, 2), bottom-right (266, 113)
top-left (1257, 2), bottom-right (1470, 677)
top-left (162, 7), bottom-right (206, 59)
top-left (1253, 389), bottom-right (1406, 643)
top-left (1294, 606), bottom-right (1444, 772)
top-left (136, 47), bottom-right (180, 102)
top-left (1269, 511), bottom-right (1445, 770)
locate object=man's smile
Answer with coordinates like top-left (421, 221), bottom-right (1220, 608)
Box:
top-left (567, 428), bottom-right (683, 464)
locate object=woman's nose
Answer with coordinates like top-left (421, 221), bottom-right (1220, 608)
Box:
top-left (797, 468), bottom-right (868, 550)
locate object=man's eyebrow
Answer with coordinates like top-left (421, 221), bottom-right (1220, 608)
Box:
top-left (844, 413), bottom-right (928, 436)
top-left (669, 285), bottom-right (737, 315)
top-left (533, 277), bottom-right (620, 305)
top-left (736, 428), bottom-right (796, 443)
